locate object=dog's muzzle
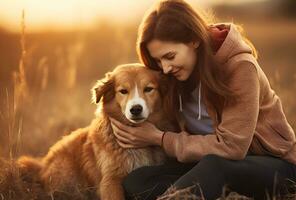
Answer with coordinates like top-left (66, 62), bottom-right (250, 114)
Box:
top-left (130, 104), bottom-right (143, 116)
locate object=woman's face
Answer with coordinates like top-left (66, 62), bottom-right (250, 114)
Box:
top-left (147, 39), bottom-right (199, 81)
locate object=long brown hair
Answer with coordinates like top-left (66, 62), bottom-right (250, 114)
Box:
top-left (136, 0), bottom-right (255, 117)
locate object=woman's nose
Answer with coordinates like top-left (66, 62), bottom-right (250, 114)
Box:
top-left (161, 61), bottom-right (173, 74)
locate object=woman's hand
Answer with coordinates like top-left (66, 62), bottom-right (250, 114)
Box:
top-left (110, 118), bottom-right (164, 149)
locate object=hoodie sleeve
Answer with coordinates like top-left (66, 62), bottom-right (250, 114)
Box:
top-left (162, 61), bottom-right (260, 162)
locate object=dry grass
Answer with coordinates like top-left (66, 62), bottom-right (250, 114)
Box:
top-left (1, 159), bottom-right (295, 200)
top-left (154, 181), bottom-right (296, 200)
top-left (0, 158), bottom-right (98, 200)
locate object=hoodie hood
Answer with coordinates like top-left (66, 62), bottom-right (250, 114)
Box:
top-left (212, 23), bottom-right (254, 64)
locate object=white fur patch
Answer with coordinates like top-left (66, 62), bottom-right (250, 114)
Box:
top-left (125, 84), bottom-right (149, 123)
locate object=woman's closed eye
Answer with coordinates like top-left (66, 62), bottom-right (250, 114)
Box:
top-left (155, 53), bottom-right (176, 64)
top-left (165, 54), bottom-right (175, 60)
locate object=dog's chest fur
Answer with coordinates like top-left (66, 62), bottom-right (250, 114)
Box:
top-left (89, 117), bottom-right (167, 176)
top-left (125, 147), bottom-right (166, 173)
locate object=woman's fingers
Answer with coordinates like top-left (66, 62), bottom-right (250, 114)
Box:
top-left (111, 123), bottom-right (132, 139)
top-left (110, 118), bottom-right (132, 133)
top-left (111, 122), bottom-right (141, 145)
top-left (117, 140), bottom-right (136, 149)
top-left (117, 140), bottom-right (147, 149)
top-left (110, 118), bottom-right (152, 148)
top-left (111, 124), bottom-right (132, 144)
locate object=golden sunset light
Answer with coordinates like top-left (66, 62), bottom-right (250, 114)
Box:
top-left (0, 0), bottom-right (268, 32)
top-left (0, 0), bottom-right (296, 199)
top-left (0, 0), bottom-right (154, 32)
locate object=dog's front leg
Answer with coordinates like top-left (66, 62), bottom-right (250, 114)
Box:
top-left (99, 177), bottom-right (125, 200)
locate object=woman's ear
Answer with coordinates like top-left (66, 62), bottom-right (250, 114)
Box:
top-left (92, 72), bottom-right (114, 104)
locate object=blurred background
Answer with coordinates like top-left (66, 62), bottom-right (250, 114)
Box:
top-left (0, 0), bottom-right (295, 158)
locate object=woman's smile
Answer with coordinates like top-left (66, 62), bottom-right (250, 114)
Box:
top-left (147, 39), bottom-right (198, 81)
top-left (172, 68), bottom-right (182, 77)
top-left (171, 67), bottom-right (181, 74)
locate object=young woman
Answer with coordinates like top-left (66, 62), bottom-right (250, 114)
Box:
top-left (110, 0), bottom-right (296, 199)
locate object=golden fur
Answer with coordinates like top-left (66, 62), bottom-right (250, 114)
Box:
top-left (17, 63), bottom-right (177, 199)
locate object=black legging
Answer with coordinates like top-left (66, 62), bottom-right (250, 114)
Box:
top-left (123, 154), bottom-right (296, 200)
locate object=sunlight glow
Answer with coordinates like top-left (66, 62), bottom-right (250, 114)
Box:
top-left (0, 0), bottom-right (267, 32)
top-left (0, 0), bottom-right (155, 32)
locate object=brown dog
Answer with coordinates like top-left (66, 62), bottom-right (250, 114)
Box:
top-left (17, 63), bottom-right (177, 200)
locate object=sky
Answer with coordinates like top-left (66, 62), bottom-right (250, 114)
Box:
top-left (0, 0), bottom-right (268, 32)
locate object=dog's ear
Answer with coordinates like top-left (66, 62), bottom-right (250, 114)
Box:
top-left (92, 72), bottom-right (114, 104)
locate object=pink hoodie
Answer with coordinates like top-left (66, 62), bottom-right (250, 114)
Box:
top-left (162, 23), bottom-right (296, 164)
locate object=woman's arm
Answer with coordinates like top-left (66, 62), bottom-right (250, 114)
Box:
top-left (163, 61), bottom-right (260, 162)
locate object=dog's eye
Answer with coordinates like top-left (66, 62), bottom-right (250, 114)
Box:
top-left (119, 89), bottom-right (128, 94)
top-left (144, 87), bottom-right (154, 93)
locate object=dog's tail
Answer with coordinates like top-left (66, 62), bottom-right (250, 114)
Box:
top-left (17, 156), bottom-right (43, 179)
top-left (0, 156), bottom-right (47, 200)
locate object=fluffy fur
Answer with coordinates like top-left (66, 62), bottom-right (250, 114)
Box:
top-left (17, 63), bottom-right (178, 200)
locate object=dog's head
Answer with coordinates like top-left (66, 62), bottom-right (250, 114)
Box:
top-left (92, 63), bottom-right (168, 124)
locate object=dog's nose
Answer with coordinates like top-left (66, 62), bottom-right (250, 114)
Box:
top-left (130, 104), bottom-right (143, 116)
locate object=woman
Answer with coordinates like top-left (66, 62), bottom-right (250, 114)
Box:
top-left (110, 0), bottom-right (296, 199)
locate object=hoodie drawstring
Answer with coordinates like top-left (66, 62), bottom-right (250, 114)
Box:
top-left (179, 93), bottom-right (183, 112)
top-left (198, 80), bottom-right (201, 120)
top-left (179, 80), bottom-right (202, 120)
